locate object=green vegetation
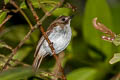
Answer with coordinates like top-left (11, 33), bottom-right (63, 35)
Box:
top-left (0, 0), bottom-right (120, 80)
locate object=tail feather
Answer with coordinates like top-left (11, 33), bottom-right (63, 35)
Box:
top-left (33, 51), bottom-right (48, 72)
top-left (33, 36), bottom-right (47, 72)
top-left (32, 55), bottom-right (44, 72)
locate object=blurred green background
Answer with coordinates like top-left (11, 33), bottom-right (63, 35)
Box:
top-left (0, 0), bottom-right (120, 80)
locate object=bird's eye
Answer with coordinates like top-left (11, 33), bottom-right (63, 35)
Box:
top-left (62, 18), bottom-right (65, 21)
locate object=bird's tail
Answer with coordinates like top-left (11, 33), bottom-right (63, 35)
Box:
top-left (32, 54), bottom-right (44, 72)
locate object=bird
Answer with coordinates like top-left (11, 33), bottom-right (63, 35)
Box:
top-left (33, 16), bottom-right (72, 72)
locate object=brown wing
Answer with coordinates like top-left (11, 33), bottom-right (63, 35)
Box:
top-left (33, 26), bottom-right (53, 72)
top-left (34, 36), bottom-right (44, 58)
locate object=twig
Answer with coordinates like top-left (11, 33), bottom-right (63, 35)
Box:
top-left (1, 0), bottom-right (36, 71)
top-left (26, 0), bottom-right (66, 79)
top-left (53, 52), bottom-right (65, 80)
top-left (37, 0), bottom-right (47, 13)
top-left (0, 53), bottom-right (61, 79)
top-left (1, 28), bottom-right (35, 71)
top-left (0, 41), bottom-right (13, 51)
top-left (111, 73), bottom-right (120, 80)
top-left (37, 69), bottom-right (63, 79)
top-left (25, 0), bottom-right (39, 22)
top-left (93, 17), bottom-right (116, 42)
top-left (1, 0), bottom-right (38, 71)
top-left (0, 8), bottom-right (20, 29)
top-left (40, 26), bottom-right (66, 80)
top-left (40, 0), bottom-right (64, 23)
top-left (9, 0), bottom-right (33, 29)
top-left (1, 0), bottom-right (66, 79)
top-left (0, 54), bottom-right (30, 67)
top-left (11, 59), bottom-right (30, 67)
top-left (0, 15), bottom-right (12, 29)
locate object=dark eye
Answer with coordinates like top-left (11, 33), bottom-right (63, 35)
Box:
top-left (62, 18), bottom-right (65, 21)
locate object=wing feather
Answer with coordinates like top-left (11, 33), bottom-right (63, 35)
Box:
top-left (33, 29), bottom-right (52, 72)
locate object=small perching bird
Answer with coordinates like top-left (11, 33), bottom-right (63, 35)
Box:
top-left (33, 16), bottom-right (72, 71)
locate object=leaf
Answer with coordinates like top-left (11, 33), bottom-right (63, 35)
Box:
top-left (4, 0), bottom-right (9, 4)
top-left (0, 67), bottom-right (34, 80)
top-left (0, 12), bottom-right (7, 24)
top-left (45, 7), bottom-right (72, 16)
top-left (0, 42), bottom-right (6, 48)
top-left (67, 68), bottom-right (97, 80)
top-left (111, 4), bottom-right (120, 34)
top-left (109, 53), bottom-right (120, 64)
top-left (20, 0), bottom-right (72, 16)
top-left (13, 47), bottom-right (32, 61)
top-left (1, 25), bottom-right (28, 42)
top-left (83, 0), bottom-right (113, 58)
top-left (20, 0), bottom-right (59, 9)
top-left (113, 34), bottom-right (120, 46)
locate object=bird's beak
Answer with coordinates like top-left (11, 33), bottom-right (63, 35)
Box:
top-left (65, 15), bottom-right (74, 23)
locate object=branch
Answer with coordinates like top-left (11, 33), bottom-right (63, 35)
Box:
top-left (1, 28), bottom-right (35, 71)
top-left (0, 15), bottom-right (12, 29)
top-left (26, 0), bottom-right (66, 79)
top-left (1, 0), bottom-right (66, 79)
top-left (0, 41), bottom-right (13, 51)
top-left (0, 54), bottom-right (30, 67)
top-left (40, 0), bottom-right (64, 23)
top-left (9, 0), bottom-right (33, 29)
top-left (53, 52), bottom-right (65, 80)
top-left (111, 73), bottom-right (120, 80)
top-left (0, 8), bottom-right (20, 29)
top-left (25, 0), bottom-right (39, 22)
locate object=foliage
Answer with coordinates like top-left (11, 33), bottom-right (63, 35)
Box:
top-left (109, 53), bottom-right (120, 64)
top-left (0, 67), bottom-right (34, 80)
top-left (0, 0), bottom-right (120, 80)
top-left (0, 12), bottom-right (7, 24)
top-left (67, 68), bottom-right (97, 80)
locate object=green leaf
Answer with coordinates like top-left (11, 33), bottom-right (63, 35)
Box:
top-left (113, 34), bottom-right (120, 46)
top-left (109, 53), bottom-right (120, 64)
top-left (1, 25), bottom-right (28, 42)
top-left (20, 0), bottom-right (72, 16)
top-left (111, 4), bottom-right (120, 34)
top-left (0, 42), bottom-right (6, 48)
top-left (20, 0), bottom-right (59, 9)
top-left (0, 67), bottom-right (34, 80)
top-left (4, 0), bottom-right (9, 4)
top-left (20, 0), bottom-right (39, 9)
top-left (0, 12), bottom-right (7, 24)
top-left (13, 47), bottom-right (32, 61)
top-left (67, 68), bottom-right (97, 80)
top-left (45, 7), bottom-right (72, 16)
top-left (83, 0), bottom-right (113, 58)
